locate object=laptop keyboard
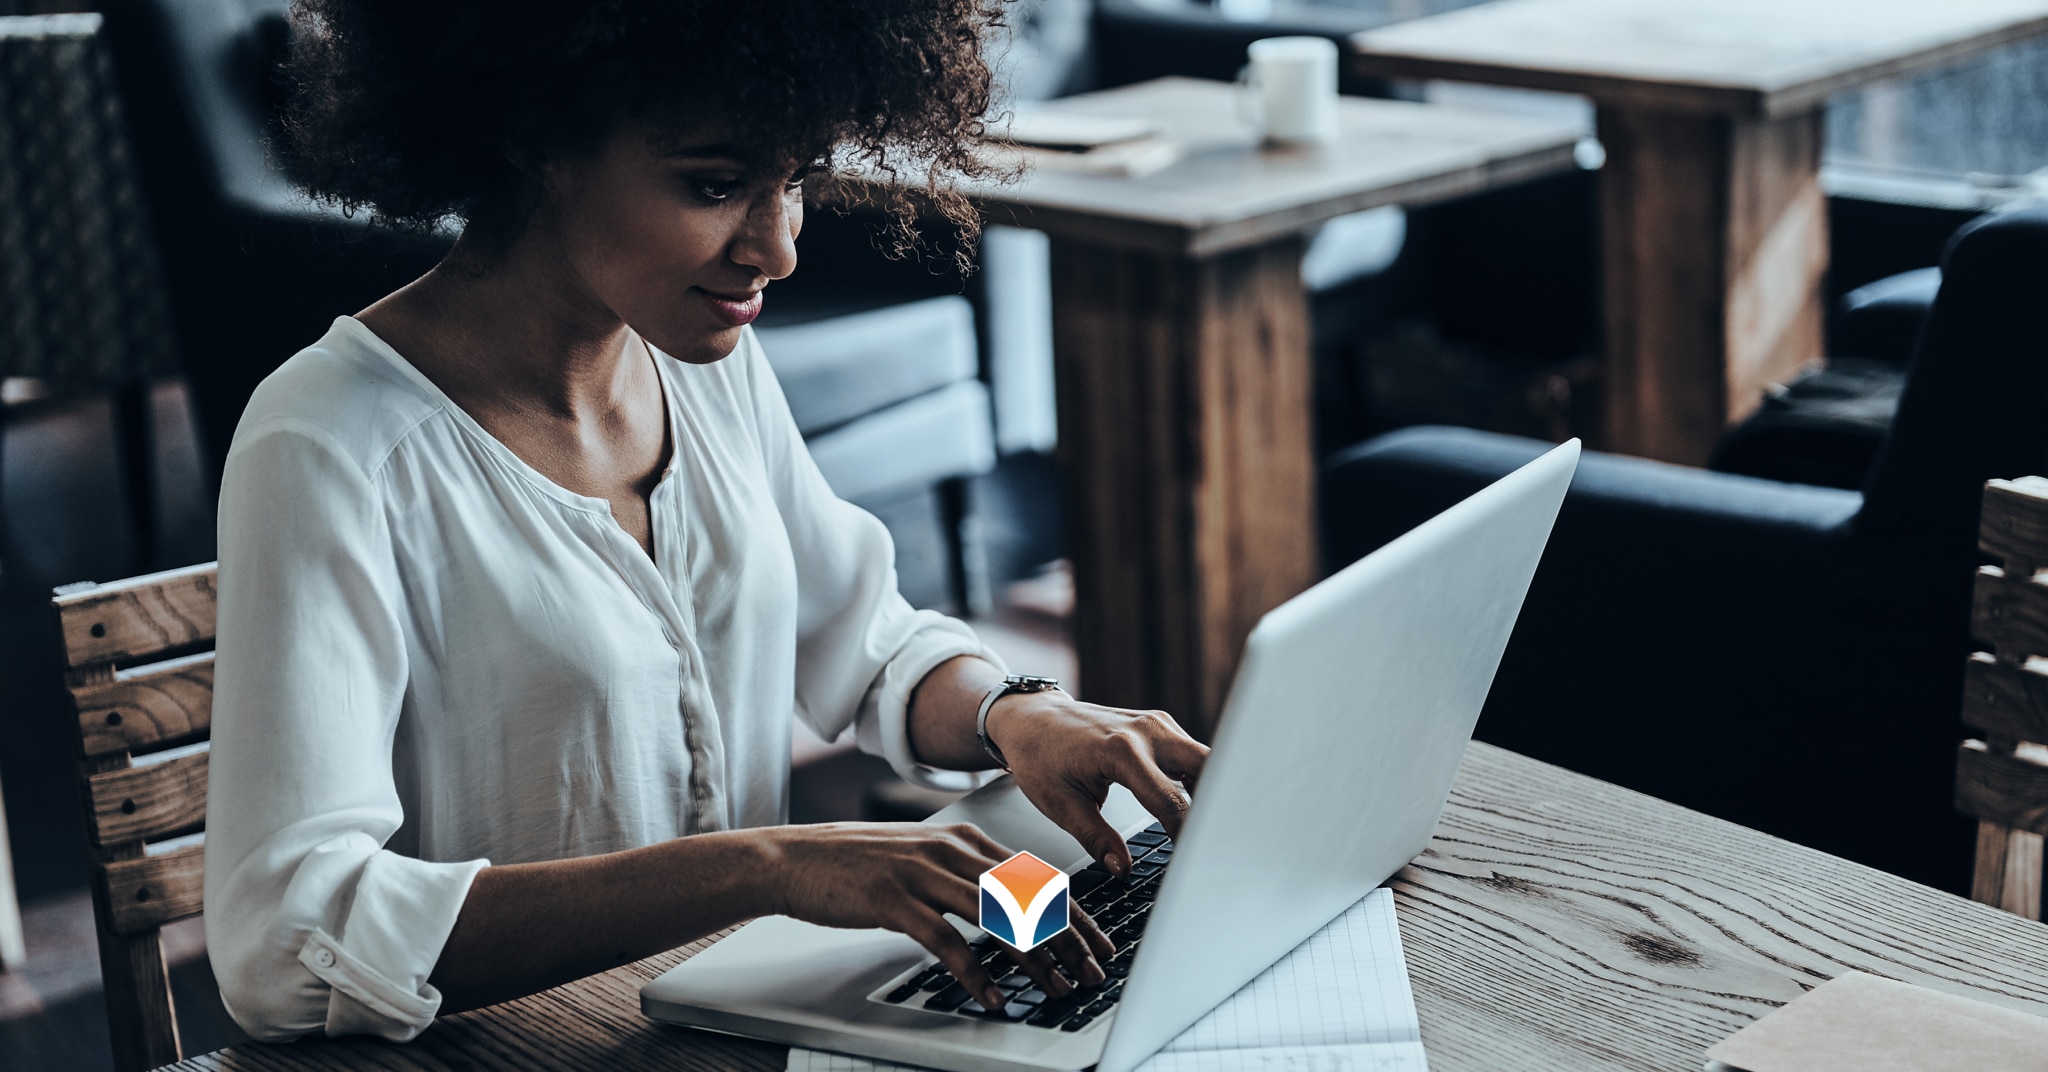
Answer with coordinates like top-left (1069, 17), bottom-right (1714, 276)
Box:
top-left (875, 822), bottom-right (1173, 1032)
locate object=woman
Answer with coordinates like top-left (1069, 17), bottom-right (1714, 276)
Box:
top-left (203, 0), bottom-right (1209, 1044)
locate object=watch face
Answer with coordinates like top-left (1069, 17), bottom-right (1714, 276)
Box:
top-left (1005, 675), bottom-right (1060, 691)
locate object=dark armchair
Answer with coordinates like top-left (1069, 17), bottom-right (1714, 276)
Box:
top-left (1322, 200), bottom-right (2048, 893)
top-left (101, 0), bottom-right (450, 482)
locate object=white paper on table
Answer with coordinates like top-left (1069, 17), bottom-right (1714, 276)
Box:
top-left (787, 887), bottom-right (1426, 1072)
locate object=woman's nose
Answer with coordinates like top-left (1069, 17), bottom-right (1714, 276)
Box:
top-left (732, 193), bottom-right (799, 281)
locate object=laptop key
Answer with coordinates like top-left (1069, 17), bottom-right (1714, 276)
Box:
top-left (1070, 870), bottom-right (1113, 897)
top-left (1025, 1007), bottom-right (1067, 1028)
top-left (998, 974), bottom-right (1032, 992)
top-left (884, 982), bottom-right (920, 1003)
top-left (1013, 987), bottom-right (1046, 1005)
top-left (1127, 832), bottom-right (1166, 849)
top-left (1060, 1011), bottom-right (1097, 1031)
top-left (1001, 999), bottom-right (1037, 1021)
top-left (926, 983), bottom-right (972, 1012)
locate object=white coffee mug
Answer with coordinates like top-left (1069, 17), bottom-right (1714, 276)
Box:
top-left (1241, 36), bottom-right (1339, 146)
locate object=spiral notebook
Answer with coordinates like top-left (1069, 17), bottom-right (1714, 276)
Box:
top-left (787, 887), bottom-right (1428, 1072)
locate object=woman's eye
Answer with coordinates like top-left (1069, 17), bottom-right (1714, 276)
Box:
top-left (694, 180), bottom-right (740, 202)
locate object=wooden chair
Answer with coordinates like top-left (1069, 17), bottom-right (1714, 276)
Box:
top-left (52, 561), bottom-right (218, 1072)
top-left (1956, 478), bottom-right (2048, 920)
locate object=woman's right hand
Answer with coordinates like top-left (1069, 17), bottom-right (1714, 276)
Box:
top-left (758, 821), bottom-right (1116, 1013)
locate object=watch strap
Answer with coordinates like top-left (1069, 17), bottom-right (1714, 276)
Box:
top-left (975, 675), bottom-right (1061, 770)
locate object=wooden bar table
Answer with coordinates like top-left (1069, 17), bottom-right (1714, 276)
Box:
top-left (928, 77), bottom-right (1582, 738)
top-left (1352, 0), bottom-right (2048, 465)
top-left (164, 742), bottom-right (2048, 1071)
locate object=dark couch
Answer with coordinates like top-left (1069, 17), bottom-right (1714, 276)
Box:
top-left (1322, 200), bottom-right (2048, 893)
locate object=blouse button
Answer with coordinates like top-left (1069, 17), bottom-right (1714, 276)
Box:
top-left (313, 948), bottom-right (337, 969)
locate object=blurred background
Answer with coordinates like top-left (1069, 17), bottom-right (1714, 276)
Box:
top-left (6, 0), bottom-right (2046, 1067)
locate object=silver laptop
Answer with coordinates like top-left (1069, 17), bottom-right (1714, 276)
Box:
top-left (642, 440), bottom-right (1580, 1072)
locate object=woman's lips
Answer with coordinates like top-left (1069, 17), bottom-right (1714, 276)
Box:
top-left (697, 287), bottom-right (763, 327)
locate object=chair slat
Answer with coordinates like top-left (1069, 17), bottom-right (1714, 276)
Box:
top-left (54, 562), bottom-right (218, 670)
top-left (73, 653), bottom-right (214, 757)
top-left (1959, 651), bottom-right (2048, 741)
top-left (1956, 740), bottom-right (2048, 837)
top-left (1981, 477), bottom-right (2048, 572)
top-left (88, 750), bottom-right (208, 847)
top-left (1971, 566), bottom-right (2048, 661)
top-left (100, 843), bottom-right (205, 935)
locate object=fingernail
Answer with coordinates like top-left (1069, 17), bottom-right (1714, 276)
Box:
top-left (1107, 856), bottom-right (1125, 876)
top-left (1084, 960), bottom-right (1106, 985)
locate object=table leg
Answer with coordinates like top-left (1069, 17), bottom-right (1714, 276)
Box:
top-left (1047, 236), bottom-right (1318, 742)
top-left (1597, 105), bottom-right (1828, 465)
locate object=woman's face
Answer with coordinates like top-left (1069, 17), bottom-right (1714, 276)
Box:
top-left (536, 113), bottom-right (809, 364)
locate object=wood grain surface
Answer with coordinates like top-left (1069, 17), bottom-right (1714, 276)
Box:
top-left (1349, 0), bottom-right (2048, 119)
top-left (73, 653), bottom-right (215, 758)
top-left (1395, 744), bottom-right (2048, 1071)
top-left (1956, 742), bottom-right (2048, 837)
top-left (1354, 0), bottom-right (2048, 462)
top-left (103, 843), bottom-right (206, 935)
top-left (1050, 236), bottom-right (1318, 739)
top-left (55, 562), bottom-right (218, 669)
top-left (1972, 566), bottom-right (2048, 660)
top-left (1593, 104), bottom-right (1825, 463)
top-left (1965, 477), bottom-right (2048, 917)
top-left (1960, 651), bottom-right (2048, 742)
top-left (160, 744), bottom-right (2048, 1072)
top-left (1981, 476), bottom-right (2048, 573)
top-left (926, 78), bottom-right (1582, 256)
top-left (87, 748), bottom-right (209, 847)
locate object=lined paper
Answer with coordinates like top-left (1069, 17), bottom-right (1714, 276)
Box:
top-left (786, 887), bottom-right (1425, 1072)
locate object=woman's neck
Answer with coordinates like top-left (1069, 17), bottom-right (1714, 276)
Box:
top-left (361, 228), bottom-right (648, 424)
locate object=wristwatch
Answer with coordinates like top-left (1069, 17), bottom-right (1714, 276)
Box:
top-left (975, 675), bottom-right (1063, 770)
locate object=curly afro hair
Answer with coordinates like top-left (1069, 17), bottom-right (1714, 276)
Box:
top-left (281, 0), bottom-right (1010, 264)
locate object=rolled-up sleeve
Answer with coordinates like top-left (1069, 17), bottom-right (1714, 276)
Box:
top-left (740, 330), bottom-right (1007, 791)
top-left (205, 418), bottom-right (486, 1042)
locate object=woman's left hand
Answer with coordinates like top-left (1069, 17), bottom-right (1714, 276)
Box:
top-left (984, 693), bottom-right (1210, 876)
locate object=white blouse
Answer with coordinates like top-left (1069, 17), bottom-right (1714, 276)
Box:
top-left (204, 316), bottom-right (1001, 1043)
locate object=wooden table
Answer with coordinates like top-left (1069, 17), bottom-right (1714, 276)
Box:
top-left (951, 77), bottom-right (1582, 738)
top-left (1352, 0), bottom-right (2048, 465)
top-left (164, 742), bottom-right (2048, 1071)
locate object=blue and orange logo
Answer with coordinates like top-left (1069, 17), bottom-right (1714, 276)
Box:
top-left (979, 851), bottom-right (1070, 950)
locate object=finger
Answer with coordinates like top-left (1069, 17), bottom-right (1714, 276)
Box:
top-left (1041, 925), bottom-right (1107, 988)
top-left (1030, 785), bottom-right (1133, 875)
top-left (1146, 721), bottom-right (1211, 785)
top-left (1002, 938), bottom-right (1076, 999)
top-left (905, 910), bottom-right (1005, 1011)
top-left (1069, 900), bottom-right (1118, 962)
top-left (1121, 751), bottom-right (1197, 840)
top-left (943, 822), bottom-right (1014, 865)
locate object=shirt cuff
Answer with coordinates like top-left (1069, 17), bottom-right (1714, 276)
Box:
top-left (856, 613), bottom-right (1012, 792)
top-left (299, 851), bottom-right (488, 1040)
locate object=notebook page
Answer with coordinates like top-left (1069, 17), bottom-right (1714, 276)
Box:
top-left (1138, 1042), bottom-right (1428, 1072)
top-left (1158, 888), bottom-right (1419, 1052)
top-left (787, 887), bottom-right (1424, 1072)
